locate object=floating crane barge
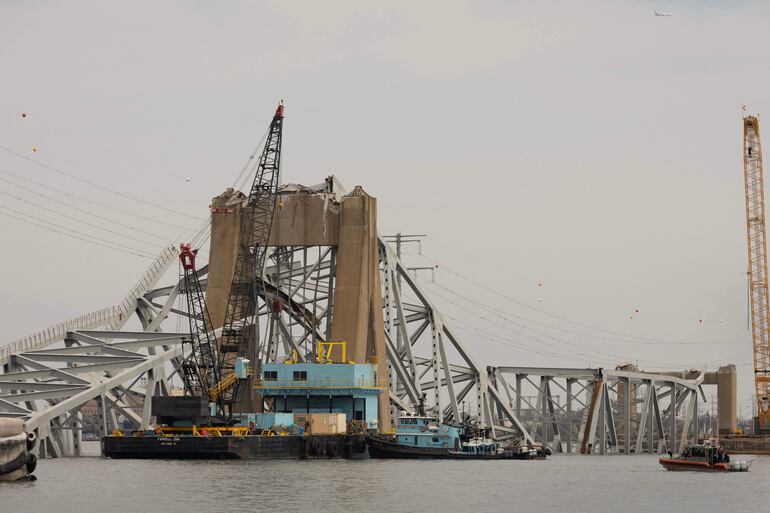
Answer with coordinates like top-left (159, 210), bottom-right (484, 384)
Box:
top-left (103, 103), bottom-right (379, 460)
top-left (102, 356), bottom-right (377, 459)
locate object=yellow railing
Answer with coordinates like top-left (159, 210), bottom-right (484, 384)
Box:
top-left (209, 372), bottom-right (237, 401)
top-left (153, 425), bottom-right (249, 437)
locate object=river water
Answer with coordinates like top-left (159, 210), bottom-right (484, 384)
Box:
top-left (1, 443), bottom-right (768, 513)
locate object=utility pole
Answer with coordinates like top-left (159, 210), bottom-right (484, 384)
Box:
top-left (381, 233), bottom-right (428, 353)
top-left (382, 233), bottom-right (428, 262)
top-left (407, 266), bottom-right (437, 282)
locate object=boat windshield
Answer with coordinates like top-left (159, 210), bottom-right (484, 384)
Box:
top-left (684, 446), bottom-right (706, 458)
top-left (462, 440), bottom-right (499, 454)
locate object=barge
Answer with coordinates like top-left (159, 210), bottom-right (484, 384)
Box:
top-left (103, 347), bottom-right (382, 460)
top-left (102, 431), bottom-right (368, 460)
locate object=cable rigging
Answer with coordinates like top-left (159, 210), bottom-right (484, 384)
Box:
top-left (0, 189), bottom-right (167, 250)
top-left (428, 277), bottom-right (741, 347)
top-left (0, 143), bottom-right (203, 221)
top-left (0, 208), bottom-right (155, 259)
top-left (419, 279), bottom-right (677, 368)
top-left (421, 253), bottom-right (741, 346)
top-left (0, 167), bottom-right (195, 231)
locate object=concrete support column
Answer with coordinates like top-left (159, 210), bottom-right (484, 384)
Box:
top-left (206, 188), bottom-right (245, 330)
top-left (717, 364), bottom-right (737, 435)
top-left (329, 187), bottom-right (391, 431)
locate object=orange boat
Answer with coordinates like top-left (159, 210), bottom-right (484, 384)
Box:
top-left (659, 443), bottom-right (750, 472)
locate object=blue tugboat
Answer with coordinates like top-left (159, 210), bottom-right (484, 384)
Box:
top-left (367, 412), bottom-right (541, 460)
top-left (367, 413), bottom-right (463, 458)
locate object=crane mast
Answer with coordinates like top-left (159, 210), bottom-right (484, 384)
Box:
top-left (217, 101), bottom-right (284, 415)
top-left (743, 113), bottom-right (770, 430)
top-left (179, 243), bottom-right (221, 398)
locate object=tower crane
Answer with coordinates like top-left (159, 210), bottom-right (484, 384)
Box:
top-left (742, 112), bottom-right (770, 431)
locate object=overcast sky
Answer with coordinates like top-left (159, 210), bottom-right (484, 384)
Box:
top-left (1, 0), bottom-right (769, 410)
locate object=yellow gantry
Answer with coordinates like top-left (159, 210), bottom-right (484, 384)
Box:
top-left (317, 341), bottom-right (347, 364)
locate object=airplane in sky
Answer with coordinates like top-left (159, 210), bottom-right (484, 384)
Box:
top-left (654, 11), bottom-right (672, 17)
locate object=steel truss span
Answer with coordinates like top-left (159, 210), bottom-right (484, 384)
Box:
top-left (0, 194), bottom-right (706, 458)
top-left (488, 367), bottom-right (704, 454)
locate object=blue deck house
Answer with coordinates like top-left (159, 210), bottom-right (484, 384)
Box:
top-left (255, 362), bottom-right (382, 430)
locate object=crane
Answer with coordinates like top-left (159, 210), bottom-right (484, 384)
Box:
top-left (742, 112), bottom-right (770, 431)
top-left (217, 101), bottom-right (285, 416)
top-left (178, 243), bottom-right (221, 399)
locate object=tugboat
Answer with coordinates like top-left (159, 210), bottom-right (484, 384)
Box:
top-left (367, 413), bottom-right (463, 458)
top-left (659, 441), bottom-right (752, 472)
top-left (366, 411), bottom-right (542, 460)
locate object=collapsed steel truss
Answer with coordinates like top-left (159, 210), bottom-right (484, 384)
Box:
top-left (1, 331), bottom-right (186, 457)
top-left (0, 208), bottom-right (707, 458)
top-left (488, 367), bottom-right (704, 454)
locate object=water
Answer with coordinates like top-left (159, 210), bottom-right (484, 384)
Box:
top-left (2, 443), bottom-right (768, 513)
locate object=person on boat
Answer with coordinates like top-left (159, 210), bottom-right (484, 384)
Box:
top-left (717, 446), bottom-right (729, 463)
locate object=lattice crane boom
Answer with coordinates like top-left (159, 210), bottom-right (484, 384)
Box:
top-left (217, 102), bottom-right (284, 415)
top-left (743, 113), bottom-right (770, 430)
top-left (179, 243), bottom-right (221, 398)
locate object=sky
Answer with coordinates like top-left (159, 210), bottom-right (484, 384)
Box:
top-left (1, 0), bottom-right (769, 413)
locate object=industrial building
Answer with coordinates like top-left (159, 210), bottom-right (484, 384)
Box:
top-left (256, 358), bottom-right (383, 431)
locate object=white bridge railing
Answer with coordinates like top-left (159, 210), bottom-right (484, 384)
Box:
top-left (0, 245), bottom-right (178, 367)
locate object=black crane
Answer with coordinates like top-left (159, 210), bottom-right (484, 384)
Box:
top-left (178, 243), bottom-right (221, 398)
top-left (217, 101), bottom-right (285, 416)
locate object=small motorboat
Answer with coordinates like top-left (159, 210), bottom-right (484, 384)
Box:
top-left (659, 442), bottom-right (752, 472)
top-left (448, 437), bottom-right (538, 460)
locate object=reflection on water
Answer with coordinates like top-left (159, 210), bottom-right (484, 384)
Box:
top-left (2, 443), bottom-right (769, 513)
